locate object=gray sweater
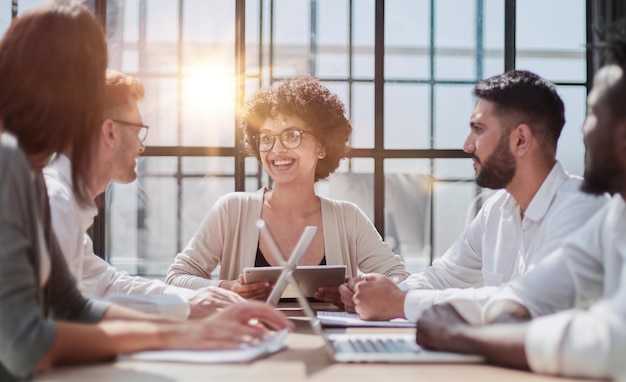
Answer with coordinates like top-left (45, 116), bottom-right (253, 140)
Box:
top-left (0, 133), bottom-right (109, 381)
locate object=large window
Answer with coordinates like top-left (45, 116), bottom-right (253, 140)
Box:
top-left (0, 0), bottom-right (589, 276)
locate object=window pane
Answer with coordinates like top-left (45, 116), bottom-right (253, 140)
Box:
top-left (385, 159), bottom-right (432, 272)
top-left (316, 0), bottom-right (349, 78)
top-left (434, 84), bottom-right (475, 149)
top-left (351, 82), bottom-right (375, 148)
top-left (182, 176), bottom-right (234, 247)
top-left (434, 158), bottom-right (474, 180)
top-left (384, 83), bottom-right (430, 149)
top-left (353, 0), bottom-right (374, 79)
top-left (435, 0), bottom-right (476, 80)
top-left (385, 0), bottom-right (429, 79)
top-left (273, 0), bottom-right (310, 77)
top-left (557, 86), bottom-right (587, 176)
top-left (432, 180), bottom-right (476, 260)
top-left (516, 0), bottom-right (586, 82)
top-left (108, 158), bottom-right (179, 276)
top-left (0, 0), bottom-right (10, 37)
top-left (142, 77), bottom-right (179, 146)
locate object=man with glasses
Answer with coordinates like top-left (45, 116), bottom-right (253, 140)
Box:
top-left (44, 69), bottom-right (244, 319)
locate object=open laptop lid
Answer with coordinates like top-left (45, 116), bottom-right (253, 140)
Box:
top-left (256, 220), bottom-right (336, 358)
top-left (256, 220), bottom-right (317, 306)
top-left (257, 220), bottom-right (483, 364)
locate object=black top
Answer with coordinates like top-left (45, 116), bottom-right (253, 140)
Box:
top-left (254, 244), bottom-right (327, 267)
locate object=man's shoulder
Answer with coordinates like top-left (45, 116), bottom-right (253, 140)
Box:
top-left (553, 174), bottom-right (608, 206)
top-left (44, 165), bottom-right (74, 206)
top-left (477, 189), bottom-right (510, 210)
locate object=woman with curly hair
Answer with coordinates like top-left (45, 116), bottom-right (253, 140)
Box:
top-left (167, 76), bottom-right (409, 306)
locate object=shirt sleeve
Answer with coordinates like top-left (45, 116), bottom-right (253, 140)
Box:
top-left (403, 285), bottom-right (501, 323)
top-left (46, 177), bottom-right (84, 280)
top-left (525, 297), bottom-right (626, 379)
top-left (80, 234), bottom-right (192, 318)
top-left (490, 205), bottom-right (608, 319)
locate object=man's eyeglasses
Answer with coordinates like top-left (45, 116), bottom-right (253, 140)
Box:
top-left (112, 119), bottom-right (149, 142)
top-left (256, 128), bottom-right (316, 152)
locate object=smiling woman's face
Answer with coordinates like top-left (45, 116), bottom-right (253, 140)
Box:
top-left (259, 115), bottom-right (323, 186)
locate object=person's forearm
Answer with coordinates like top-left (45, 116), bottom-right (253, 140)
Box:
top-left (35, 319), bottom-right (178, 371)
top-left (102, 303), bottom-right (182, 323)
top-left (460, 324), bottom-right (530, 370)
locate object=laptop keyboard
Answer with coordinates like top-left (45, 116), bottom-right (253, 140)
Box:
top-left (334, 338), bottom-right (417, 353)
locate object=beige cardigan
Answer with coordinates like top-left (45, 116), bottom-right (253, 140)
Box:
top-left (166, 188), bottom-right (409, 288)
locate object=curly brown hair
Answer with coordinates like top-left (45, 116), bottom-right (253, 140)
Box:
top-left (240, 76), bottom-right (352, 182)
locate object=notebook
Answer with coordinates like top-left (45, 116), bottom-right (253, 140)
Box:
top-left (316, 311), bottom-right (415, 328)
top-left (258, 220), bottom-right (484, 364)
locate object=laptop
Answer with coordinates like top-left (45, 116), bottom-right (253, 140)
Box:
top-left (258, 220), bottom-right (484, 364)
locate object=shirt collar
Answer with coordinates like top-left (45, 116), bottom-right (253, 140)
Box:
top-left (523, 161), bottom-right (569, 222)
top-left (46, 153), bottom-right (98, 228)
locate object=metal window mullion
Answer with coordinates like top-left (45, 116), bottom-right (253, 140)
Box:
top-left (428, 0), bottom-right (436, 264)
top-left (235, 0), bottom-right (246, 191)
top-left (92, 0), bottom-right (107, 260)
top-left (176, 0), bottom-right (184, 252)
top-left (474, 0), bottom-right (485, 216)
top-left (269, 0), bottom-right (275, 84)
top-left (309, 0), bottom-right (317, 75)
top-left (504, 0), bottom-right (516, 71)
top-left (348, 0), bottom-right (354, 173)
top-left (476, 0), bottom-right (484, 80)
top-left (256, 0), bottom-right (265, 189)
top-left (373, 0), bottom-right (385, 236)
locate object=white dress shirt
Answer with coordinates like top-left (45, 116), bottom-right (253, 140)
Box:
top-left (492, 194), bottom-right (626, 379)
top-left (399, 162), bottom-right (608, 322)
top-left (44, 154), bottom-right (193, 318)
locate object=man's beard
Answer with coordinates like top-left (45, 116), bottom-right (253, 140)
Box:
top-left (581, 147), bottom-right (622, 195)
top-left (475, 134), bottom-right (516, 189)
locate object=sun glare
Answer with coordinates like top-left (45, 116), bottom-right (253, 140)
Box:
top-left (182, 65), bottom-right (236, 116)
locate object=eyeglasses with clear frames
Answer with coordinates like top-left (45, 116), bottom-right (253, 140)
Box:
top-left (256, 128), bottom-right (316, 152)
top-left (112, 119), bottom-right (149, 142)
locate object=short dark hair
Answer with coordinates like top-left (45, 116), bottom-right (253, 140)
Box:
top-left (472, 70), bottom-right (565, 150)
top-left (240, 75), bottom-right (352, 181)
top-left (0, 1), bottom-right (108, 205)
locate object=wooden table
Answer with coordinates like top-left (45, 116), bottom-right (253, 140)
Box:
top-left (35, 304), bottom-right (600, 382)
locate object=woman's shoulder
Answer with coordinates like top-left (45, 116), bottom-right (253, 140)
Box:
top-left (0, 133), bottom-right (30, 182)
top-left (319, 195), bottom-right (366, 216)
top-left (215, 188), bottom-right (265, 208)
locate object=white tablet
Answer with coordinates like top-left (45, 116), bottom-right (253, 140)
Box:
top-left (243, 265), bottom-right (347, 298)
